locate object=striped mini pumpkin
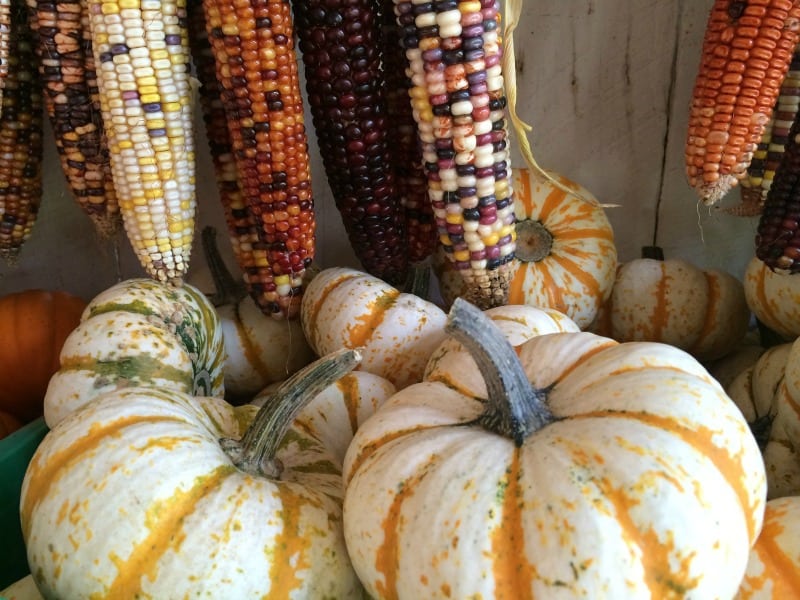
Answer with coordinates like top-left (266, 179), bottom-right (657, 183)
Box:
top-left (43, 278), bottom-right (226, 427)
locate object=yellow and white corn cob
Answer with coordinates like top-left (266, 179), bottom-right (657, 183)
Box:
top-left (0, 0), bottom-right (10, 117)
top-left (87, 0), bottom-right (196, 283)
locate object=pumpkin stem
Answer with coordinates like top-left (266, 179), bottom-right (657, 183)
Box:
top-left (515, 220), bottom-right (553, 263)
top-left (223, 347), bottom-right (362, 478)
top-left (200, 226), bottom-right (247, 306)
top-left (446, 298), bottom-right (553, 445)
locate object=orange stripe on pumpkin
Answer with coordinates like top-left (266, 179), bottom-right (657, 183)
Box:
top-left (688, 272), bottom-right (720, 354)
top-left (306, 271), bottom-right (361, 347)
top-left (742, 503), bottom-right (800, 598)
top-left (508, 261), bottom-right (528, 304)
top-left (336, 373), bottom-right (362, 435)
top-left (345, 289), bottom-right (400, 348)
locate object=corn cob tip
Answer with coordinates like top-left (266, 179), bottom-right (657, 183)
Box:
top-left (693, 173), bottom-right (740, 207)
top-left (459, 258), bottom-right (518, 310)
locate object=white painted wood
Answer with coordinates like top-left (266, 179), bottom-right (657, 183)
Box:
top-left (0, 0), bottom-right (760, 300)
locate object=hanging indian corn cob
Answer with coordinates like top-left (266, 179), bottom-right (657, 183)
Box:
top-left (685, 0), bottom-right (800, 206)
top-left (392, 0), bottom-right (517, 309)
top-left (0, 0), bottom-right (10, 117)
top-left (201, 0), bottom-right (316, 319)
top-left (381, 0), bottom-right (436, 265)
top-left (292, 0), bottom-right (409, 286)
top-left (755, 99), bottom-right (800, 271)
top-left (0, 0), bottom-right (43, 261)
top-left (26, 0), bottom-right (120, 238)
top-left (187, 0), bottom-right (258, 272)
top-left (734, 42), bottom-right (800, 216)
top-left (86, 0), bottom-right (196, 283)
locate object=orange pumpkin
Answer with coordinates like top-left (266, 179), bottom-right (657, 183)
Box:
top-left (0, 290), bottom-right (86, 423)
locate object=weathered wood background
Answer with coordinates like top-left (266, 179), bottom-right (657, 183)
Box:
top-left (0, 0), bottom-right (759, 300)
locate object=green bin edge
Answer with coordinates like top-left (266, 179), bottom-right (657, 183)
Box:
top-left (0, 419), bottom-right (49, 589)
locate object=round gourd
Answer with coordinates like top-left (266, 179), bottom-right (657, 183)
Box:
top-left (744, 256), bottom-right (800, 340)
top-left (736, 496), bottom-right (800, 599)
top-left (195, 227), bottom-right (315, 402)
top-left (343, 299), bottom-right (766, 599)
top-left (43, 279), bottom-right (226, 428)
top-left (21, 350), bottom-right (364, 598)
top-left (598, 248), bottom-right (751, 361)
top-left (434, 169), bottom-right (617, 329)
top-left (300, 267), bottom-right (448, 389)
top-left (0, 290), bottom-right (86, 423)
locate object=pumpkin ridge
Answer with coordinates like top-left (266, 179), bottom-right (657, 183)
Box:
top-left (58, 355), bottom-right (194, 389)
top-left (336, 374), bottom-right (362, 436)
top-left (567, 409), bottom-right (760, 542)
top-left (746, 508), bottom-right (800, 596)
top-left (544, 252), bottom-right (608, 301)
top-left (507, 263), bottom-right (528, 305)
top-left (103, 465), bottom-right (238, 597)
top-left (21, 414), bottom-right (189, 538)
top-left (345, 289), bottom-right (400, 348)
top-left (231, 301), bottom-right (274, 382)
top-left (306, 271), bottom-right (362, 346)
top-left (687, 272), bottom-right (721, 355)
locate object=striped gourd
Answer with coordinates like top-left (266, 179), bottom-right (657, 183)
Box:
top-left (0, 0), bottom-right (43, 261)
top-left (393, 0), bottom-right (517, 309)
top-left (201, 0), bottom-right (316, 319)
top-left (27, 0), bottom-right (120, 237)
top-left (87, 0), bottom-right (196, 283)
top-left (685, 0), bottom-right (800, 206)
top-left (43, 278), bottom-right (226, 428)
top-left (292, 0), bottom-right (409, 286)
top-left (734, 43), bottom-right (800, 216)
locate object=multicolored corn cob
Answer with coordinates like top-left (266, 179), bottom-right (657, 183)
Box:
top-left (87, 0), bottom-right (196, 283)
top-left (187, 0), bottom-right (258, 272)
top-left (0, 0), bottom-right (43, 261)
top-left (381, 0), bottom-right (436, 265)
top-left (292, 0), bottom-right (408, 286)
top-left (393, 0), bottom-right (516, 309)
top-left (27, 0), bottom-right (120, 237)
top-left (201, 0), bottom-right (315, 318)
top-left (685, 0), bottom-right (800, 206)
top-left (755, 101), bottom-right (800, 271)
top-left (734, 42), bottom-right (800, 216)
top-left (0, 0), bottom-right (10, 117)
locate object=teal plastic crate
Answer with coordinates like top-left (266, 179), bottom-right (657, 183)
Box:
top-left (0, 419), bottom-right (48, 590)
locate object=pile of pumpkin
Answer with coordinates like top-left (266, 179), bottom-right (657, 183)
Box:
top-left (4, 170), bottom-right (800, 599)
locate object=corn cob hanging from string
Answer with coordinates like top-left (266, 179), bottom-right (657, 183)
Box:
top-left (292, 0), bottom-right (409, 286)
top-left (0, 0), bottom-right (10, 117)
top-left (0, 0), bottom-right (43, 261)
top-left (685, 0), bottom-right (800, 206)
top-left (381, 0), bottom-right (436, 266)
top-left (201, 0), bottom-right (315, 318)
top-left (26, 0), bottom-right (120, 237)
top-left (86, 0), bottom-right (196, 283)
top-left (755, 98), bottom-right (800, 271)
top-left (392, 0), bottom-right (517, 309)
top-left (186, 0), bottom-right (258, 272)
top-left (733, 43), bottom-right (800, 216)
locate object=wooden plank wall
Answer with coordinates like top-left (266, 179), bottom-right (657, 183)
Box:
top-left (0, 0), bottom-right (759, 301)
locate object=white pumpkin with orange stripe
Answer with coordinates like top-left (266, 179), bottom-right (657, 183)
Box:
top-left (594, 248), bottom-right (751, 362)
top-left (300, 267), bottom-right (448, 389)
top-left (343, 298), bottom-right (766, 599)
top-left (22, 349), bottom-right (365, 598)
top-left (736, 496), bottom-right (800, 599)
top-left (434, 169), bottom-right (617, 329)
top-left (744, 256), bottom-right (800, 341)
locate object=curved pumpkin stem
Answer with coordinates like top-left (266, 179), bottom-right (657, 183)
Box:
top-left (402, 262), bottom-right (431, 300)
top-left (446, 298), bottom-right (553, 446)
top-left (515, 220), bottom-right (553, 263)
top-left (200, 226), bottom-right (247, 307)
top-left (222, 347), bottom-right (362, 478)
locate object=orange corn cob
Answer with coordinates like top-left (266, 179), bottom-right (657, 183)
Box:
top-left (187, 0), bottom-right (259, 271)
top-left (201, 0), bottom-right (315, 318)
top-left (0, 0), bottom-right (43, 261)
top-left (27, 0), bottom-right (120, 237)
top-left (87, 0), bottom-right (197, 283)
top-left (686, 0), bottom-right (800, 206)
top-left (393, 0), bottom-right (517, 309)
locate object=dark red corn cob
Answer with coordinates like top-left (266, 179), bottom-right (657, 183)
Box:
top-left (380, 0), bottom-right (436, 265)
top-left (292, 0), bottom-right (409, 286)
top-left (755, 104), bottom-right (800, 271)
